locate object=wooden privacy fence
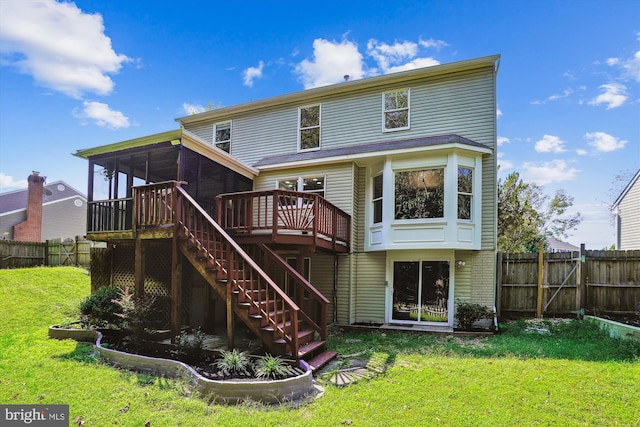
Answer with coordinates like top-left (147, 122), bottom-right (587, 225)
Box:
top-left (0, 236), bottom-right (95, 268)
top-left (498, 246), bottom-right (640, 318)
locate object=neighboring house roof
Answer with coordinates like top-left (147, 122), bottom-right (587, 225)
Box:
top-left (546, 237), bottom-right (580, 252)
top-left (253, 134), bottom-right (492, 169)
top-left (0, 180), bottom-right (86, 216)
top-left (176, 54), bottom-right (501, 126)
top-left (611, 169), bottom-right (640, 209)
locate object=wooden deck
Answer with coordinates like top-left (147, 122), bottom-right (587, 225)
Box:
top-left (87, 183), bottom-right (351, 254)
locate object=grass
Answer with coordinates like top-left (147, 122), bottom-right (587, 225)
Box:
top-left (1, 267), bottom-right (639, 426)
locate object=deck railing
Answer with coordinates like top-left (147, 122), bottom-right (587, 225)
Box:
top-left (87, 198), bottom-right (133, 232)
top-left (216, 189), bottom-right (350, 251)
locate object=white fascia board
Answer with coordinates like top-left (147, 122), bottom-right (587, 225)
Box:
top-left (180, 129), bottom-right (259, 179)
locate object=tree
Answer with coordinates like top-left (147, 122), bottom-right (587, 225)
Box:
top-left (497, 172), bottom-right (582, 253)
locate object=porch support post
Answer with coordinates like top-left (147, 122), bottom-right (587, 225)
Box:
top-left (170, 232), bottom-right (182, 339)
top-left (226, 244), bottom-right (235, 350)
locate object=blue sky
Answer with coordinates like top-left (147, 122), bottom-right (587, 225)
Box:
top-left (0, 0), bottom-right (638, 249)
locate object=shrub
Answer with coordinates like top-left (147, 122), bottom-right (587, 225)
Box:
top-left (254, 354), bottom-right (289, 380)
top-left (112, 286), bottom-right (157, 347)
top-left (175, 327), bottom-right (206, 364)
top-left (455, 301), bottom-right (493, 331)
top-left (78, 286), bottom-right (122, 327)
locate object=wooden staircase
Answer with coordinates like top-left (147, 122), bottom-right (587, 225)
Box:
top-left (148, 183), bottom-right (337, 371)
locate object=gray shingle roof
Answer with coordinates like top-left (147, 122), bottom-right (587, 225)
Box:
top-left (253, 134), bottom-right (492, 167)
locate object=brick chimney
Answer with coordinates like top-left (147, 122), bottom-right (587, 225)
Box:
top-left (13, 171), bottom-right (46, 242)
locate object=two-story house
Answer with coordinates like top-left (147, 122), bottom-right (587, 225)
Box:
top-left (74, 54), bottom-right (500, 369)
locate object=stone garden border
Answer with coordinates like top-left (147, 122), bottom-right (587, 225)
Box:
top-left (584, 315), bottom-right (640, 342)
top-left (49, 325), bottom-right (322, 404)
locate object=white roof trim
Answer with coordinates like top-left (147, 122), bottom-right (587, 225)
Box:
top-left (180, 129), bottom-right (259, 179)
top-left (611, 169), bottom-right (640, 209)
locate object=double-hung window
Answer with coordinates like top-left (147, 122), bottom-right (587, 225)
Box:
top-left (457, 167), bottom-right (473, 220)
top-left (277, 176), bottom-right (325, 207)
top-left (299, 105), bottom-right (321, 150)
top-left (383, 89), bottom-right (410, 131)
top-left (213, 121), bottom-right (231, 153)
top-left (372, 174), bottom-right (383, 224)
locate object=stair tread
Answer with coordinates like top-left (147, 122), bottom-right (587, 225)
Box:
top-left (296, 339), bottom-right (325, 357)
top-left (271, 328), bottom-right (313, 341)
top-left (307, 350), bottom-right (338, 372)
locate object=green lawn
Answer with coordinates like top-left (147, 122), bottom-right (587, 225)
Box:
top-left (1, 267), bottom-right (638, 426)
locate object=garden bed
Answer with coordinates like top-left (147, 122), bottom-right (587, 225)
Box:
top-left (584, 315), bottom-right (640, 342)
top-left (49, 325), bottom-right (322, 404)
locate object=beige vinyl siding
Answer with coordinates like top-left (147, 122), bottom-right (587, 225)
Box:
top-left (252, 163), bottom-right (356, 215)
top-left (308, 253), bottom-right (337, 322)
top-left (619, 179), bottom-right (640, 249)
top-left (354, 251), bottom-right (387, 323)
top-left (454, 250), bottom-right (473, 302)
top-left (182, 67), bottom-right (497, 161)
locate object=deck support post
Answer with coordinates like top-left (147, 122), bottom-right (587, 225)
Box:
top-left (171, 232), bottom-right (182, 339)
top-left (226, 244), bottom-right (235, 350)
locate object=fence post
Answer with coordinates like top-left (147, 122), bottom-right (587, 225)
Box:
top-left (496, 252), bottom-right (503, 319)
top-left (536, 240), bottom-right (544, 318)
top-left (575, 243), bottom-right (585, 313)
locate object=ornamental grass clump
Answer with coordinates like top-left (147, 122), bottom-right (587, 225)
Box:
top-left (254, 354), bottom-right (289, 380)
top-left (213, 349), bottom-right (252, 378)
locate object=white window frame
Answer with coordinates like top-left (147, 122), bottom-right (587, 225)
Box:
top-left (298, 104), bottom-right (321, 151)
top-left (382, 89), bottom-right (410, 132)
top-left (457, 167), bottom-right (473, 221)
top-left (213, 121), bottom-right (231, 153)
top-left (372, 173), bottom-right (383, 224)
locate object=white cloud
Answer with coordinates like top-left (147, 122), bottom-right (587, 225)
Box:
top-left (584, 131), bottom-right (627, 152)
top-left (576, 149), bottom-right (588, 156)
top-left (74, 101), bottom-right (129, 129)
top-left (243, 60), bottom-right (264, 87)
top-left (534, 135), bottom-right (566, 153)
top-left (622, 50), bottom-right (640, 82)
top-left (522, 160), bottom-right (578, 185)
top-left (366, 39), bottom-right (440, 74)
top-left (419, 38), bottom-right (449, 50)
top-left (588, 83), bottom-right (628, 109)
top-left (606, 57), bottom-right (620, 66)
top-left (532, 88), bottom-right (574, 105)
top-left (496, 108), bottom-right (502, 118)
top-left (0, 0), bottom-right (131, 98)
top-left (0, 172), bottom-right (28, 192)
top-left (497, 136), bottom-right (510, 146)
top-left (367, 39), bottom-right (418, 72)
top-left (182, 102), bottom-right (206, 115)
top-left (384, 57), bottom-right (439, 74)
top-left (294, 38), bottom-right (365, 89)
top-left (497, 153), bottom-right (513, 172)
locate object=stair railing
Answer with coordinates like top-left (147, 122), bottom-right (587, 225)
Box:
top-left (173, 184), bottom-right (300, 358)
top-left (133, 181), bottom-right (301, 359)
top-left (249, 244), bottom-right (329, 342)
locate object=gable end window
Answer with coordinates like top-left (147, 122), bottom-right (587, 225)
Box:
top-left (214, 121), bottom-right (231, 153)
top-left (299, 105), bottom-right (320, 150)
top-left (383, 89), bottom-right (410, 131)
